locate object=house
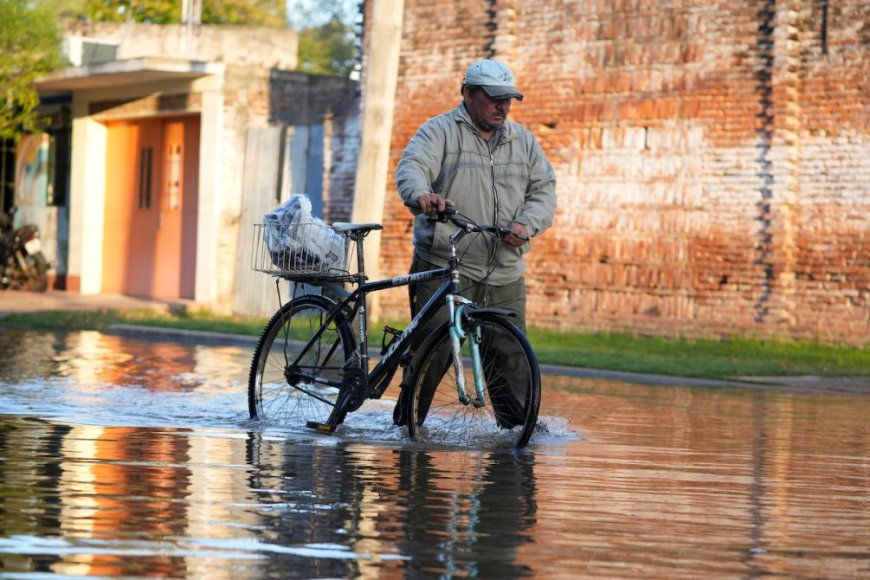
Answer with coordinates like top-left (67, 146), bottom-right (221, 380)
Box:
top-left (23, 20), bottom-right (359, 315)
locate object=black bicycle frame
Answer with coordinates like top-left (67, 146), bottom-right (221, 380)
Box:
top-left (285, 260), bottom-right (459, 399)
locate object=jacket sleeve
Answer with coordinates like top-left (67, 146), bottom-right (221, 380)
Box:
top-left (515, 136), bottom-right (557, 237)
top-left (395, 118), bottom-right (448, 205)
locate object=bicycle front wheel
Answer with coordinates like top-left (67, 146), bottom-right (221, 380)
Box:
top-left (406, 312), bottom-right (541, 448)
top-left (248, 294), bottom-right (355, 427)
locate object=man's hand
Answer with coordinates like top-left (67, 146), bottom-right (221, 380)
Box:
top-left (502, 222), bottom-right (529, 247)
top-left (415, 193), bottom-right (453, 217)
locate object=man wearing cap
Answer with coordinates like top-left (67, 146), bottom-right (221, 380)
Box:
top-left (392, 58), bottom-right (556, 426)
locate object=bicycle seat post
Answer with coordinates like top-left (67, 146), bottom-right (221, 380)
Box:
top-left (353, 235), bottom-right (367, 284)
top-left (346, 233), bottom-right (368, 374)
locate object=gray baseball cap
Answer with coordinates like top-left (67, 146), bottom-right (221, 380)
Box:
top-left (463, 59), bottom-right (524, 101)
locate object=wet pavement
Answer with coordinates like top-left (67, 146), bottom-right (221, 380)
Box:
top-left (0, 324), bottom-right (867, 578)
top-left (0, 289), bottom-right (196, 316)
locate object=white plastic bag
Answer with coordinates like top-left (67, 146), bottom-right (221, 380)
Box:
top-left (263, 195), bottom-right (346, 273)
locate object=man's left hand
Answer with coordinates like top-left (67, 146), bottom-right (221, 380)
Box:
top-left (502, 222), bottom-right (529, 247)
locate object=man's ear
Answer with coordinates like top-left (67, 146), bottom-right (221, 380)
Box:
top-left (459, 83), bottom-right (466, 98)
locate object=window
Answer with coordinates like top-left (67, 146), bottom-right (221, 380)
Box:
top-left (138, 146), bottom-right (153, 209)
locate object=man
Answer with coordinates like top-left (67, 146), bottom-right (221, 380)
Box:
top-left (392, 58), bottom-right (557, 425)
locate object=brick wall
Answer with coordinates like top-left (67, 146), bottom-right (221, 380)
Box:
top-left (374, 0), bottom-right (869, 344)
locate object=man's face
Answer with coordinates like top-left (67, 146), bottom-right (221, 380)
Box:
top-left (463, 87), bottom-right (512, 134)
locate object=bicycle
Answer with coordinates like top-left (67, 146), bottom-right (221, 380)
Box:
top-left (247, 205), bottom-right (542, 448)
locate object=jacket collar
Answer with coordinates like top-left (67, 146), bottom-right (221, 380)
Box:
top-left (453, 102), bottom-right (517, 143)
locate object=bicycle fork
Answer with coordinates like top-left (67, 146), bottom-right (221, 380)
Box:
top-left (447, 297), bottom-right (487, 408)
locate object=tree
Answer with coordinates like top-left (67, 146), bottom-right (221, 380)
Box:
top-left (288, 1), bottom-right (358, 77)
top-left (285, 0), bottom-right (356, 29)
top-left (76, 0), bottom-right (286, 26)
top-left (80, 0), bottom-right (179, 23)
top-left (297, 17), bottom-right (357, 77)
top-left (0, 0), bottom-right (64, 139)
top-left (203, 0), bottom-right (286, 27)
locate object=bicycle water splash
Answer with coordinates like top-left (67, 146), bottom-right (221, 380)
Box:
top-left (243, 387), bottom-right (576, 448)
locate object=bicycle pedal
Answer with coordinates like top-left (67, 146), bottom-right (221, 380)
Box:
top-left (306, 421), bottom-right (336, 434)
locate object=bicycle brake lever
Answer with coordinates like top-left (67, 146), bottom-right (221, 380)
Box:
top-left (437, 207), bottom-right (458, 222)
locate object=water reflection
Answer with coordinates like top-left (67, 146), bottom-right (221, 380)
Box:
top-left (0, 328), bottom-right (250, 427)
top-left (0, 327), bottom-right (250, 390)
top-left (538, 377), bottom-right (870, 577)
top-left (0, 328), bottom-right (867, 577)
top-left (391, 449), bottom-right (537, 577)
top-left (0, 415), bottom-right (540, 577)
top-left (240, 436), bottom-right (539, 577)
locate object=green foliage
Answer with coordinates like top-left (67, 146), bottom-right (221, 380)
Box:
top-left (297, 17), bottom-right (356, 76)
top-left (287, 0), bottom-right (357, 76)
top-left (0, 0), bottom-right (64, 139)
top-left (203, 0), bottom-right (286, 27)
top-left (526, 329), bottom-right (870, 380)
top-left (77, 0), bottom-right (286, 26)
top-left (81, 0), bottom-right (179, 23)
top-left (285, 0), bottom-right (356, 29)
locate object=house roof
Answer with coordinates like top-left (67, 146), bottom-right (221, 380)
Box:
top-left (35, 57), bottom-right (224, 95)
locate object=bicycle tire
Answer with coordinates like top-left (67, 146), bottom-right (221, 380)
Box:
top-left (406, 312), bottom-right (541, 448)
top-left (248, 294), bottom-right (355, 427)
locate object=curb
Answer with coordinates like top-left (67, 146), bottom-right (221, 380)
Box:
top-left (103, 323), bottom-right (755, 387)
top-left (103, 324), bottom-right (259, 348)
top-left (535, 363), bottom-right (753, 388)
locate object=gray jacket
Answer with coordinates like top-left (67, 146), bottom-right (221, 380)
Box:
top-left (395, 103), bottom-right (557, 285)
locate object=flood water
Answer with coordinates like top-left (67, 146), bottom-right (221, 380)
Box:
top-left (0, 327), bottom-right (867, 578)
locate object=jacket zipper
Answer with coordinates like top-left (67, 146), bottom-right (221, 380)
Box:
top-left (489, 146), bottom-right (499, 227)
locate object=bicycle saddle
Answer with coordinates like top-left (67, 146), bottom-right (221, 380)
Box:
top-left (332, 223), bottom-right (383, 235)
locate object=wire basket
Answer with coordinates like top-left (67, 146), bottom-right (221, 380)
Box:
top-left (251, 222), bottom-right (354, 282)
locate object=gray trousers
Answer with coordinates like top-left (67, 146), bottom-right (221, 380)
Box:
top-left (407, 254), bottom-right (526, 333)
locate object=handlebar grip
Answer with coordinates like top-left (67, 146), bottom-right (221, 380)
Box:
top-left (403, 201), bottom-right (457, 222)
top-left (497, 226), bottom-right (529, 242)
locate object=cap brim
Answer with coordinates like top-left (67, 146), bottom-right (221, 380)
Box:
top-left (480, 85), bottom-right (524, 101)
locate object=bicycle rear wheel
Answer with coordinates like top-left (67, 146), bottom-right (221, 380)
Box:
top-left (406, 312), bottom-right (541, 448)
top-left (248, 294), bottom-right (355, 427)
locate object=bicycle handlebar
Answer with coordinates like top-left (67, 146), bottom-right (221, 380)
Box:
top-left (403, 201), bottom-right (529, 242)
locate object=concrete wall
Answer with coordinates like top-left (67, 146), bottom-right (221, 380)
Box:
top-left (322, 94), bottom-right (361, 224)
top-left (216, 67), bottom-right (358, 308)
top-left (374, 0), bottom-right (869, 344)
top-left (62, 19), bottom-right (298, 69)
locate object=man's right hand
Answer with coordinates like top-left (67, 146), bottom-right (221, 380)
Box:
top-left (414, 193), bottom-right (454, 218)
